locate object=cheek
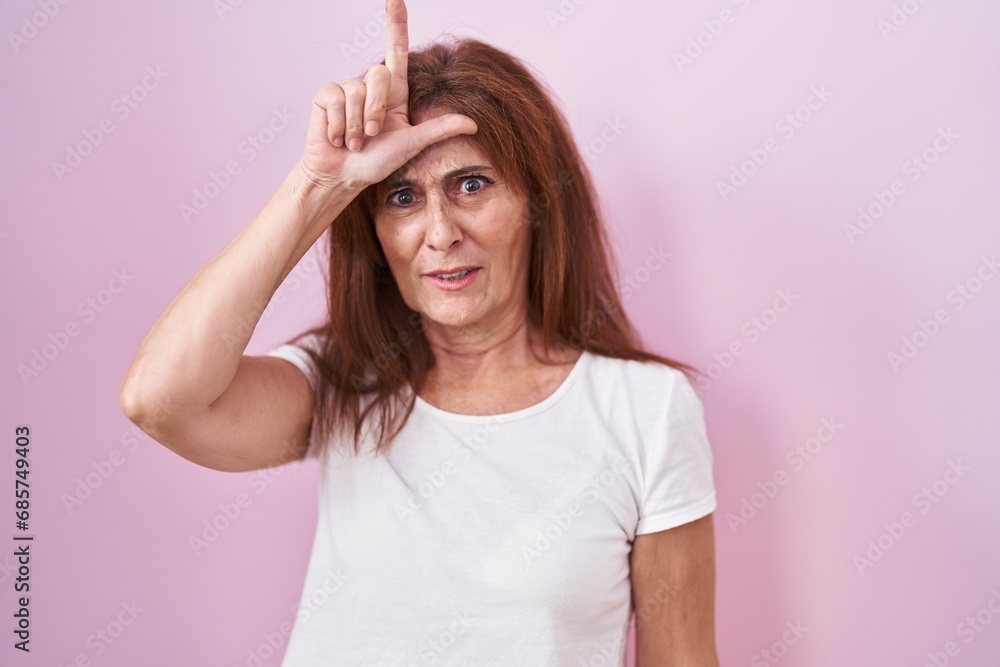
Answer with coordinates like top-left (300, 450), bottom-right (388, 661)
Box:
top-left (495, 205), bottom-right (531, 262)
top-left (479, 197), bottom-right (528, 241)
top-left (375, 224), bottom-right (424, 289)
top-left (375, 224), bottom-right (406, 262)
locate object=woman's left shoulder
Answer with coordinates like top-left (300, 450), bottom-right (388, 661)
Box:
top-left (585, 350), bottom-right (687, 380)
top-left (578, 353), bottom-right (699, 434)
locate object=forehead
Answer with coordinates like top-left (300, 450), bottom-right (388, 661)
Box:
top-left (388, 135), bottom-right (494, 183)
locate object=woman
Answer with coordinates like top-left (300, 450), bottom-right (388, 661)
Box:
top-left (119, 0), bottom-right (720, 664)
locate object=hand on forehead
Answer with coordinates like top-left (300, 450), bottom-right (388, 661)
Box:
top-left (390, 134), bottom-right (490, 184)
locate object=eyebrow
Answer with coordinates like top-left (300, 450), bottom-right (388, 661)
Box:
top-left (385, 165), bottom-right (494, 191)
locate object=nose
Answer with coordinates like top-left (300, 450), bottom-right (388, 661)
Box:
top-left (423, 194), bottom-right (462, 251)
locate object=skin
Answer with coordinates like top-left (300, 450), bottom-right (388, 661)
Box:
top-left (631, 514), bottom-right (720, 665)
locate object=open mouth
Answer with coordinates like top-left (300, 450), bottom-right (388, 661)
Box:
top-left (424, 267), bottom-right (482, 290)
top-left (433, 268), bottom-right (475, 281)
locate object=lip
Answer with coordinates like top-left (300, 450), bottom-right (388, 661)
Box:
top-left (422, 265), bottom-right (480, 277)
top-left (423, 267), bottom-right (481, 291)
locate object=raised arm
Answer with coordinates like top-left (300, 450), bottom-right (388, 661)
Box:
top-left (118, 0), bottom-right (477, 472)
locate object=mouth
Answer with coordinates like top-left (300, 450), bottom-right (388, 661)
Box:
top-left (423, 266), bottom-right (482, 290)
top-left (423, 266), bottom-right (480, 280)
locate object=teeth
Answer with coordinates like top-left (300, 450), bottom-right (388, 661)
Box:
top-left (438, 269), bottom-right (472, 280)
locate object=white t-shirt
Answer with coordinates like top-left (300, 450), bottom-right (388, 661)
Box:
top-left (265, 334), bottom-right (717, 667)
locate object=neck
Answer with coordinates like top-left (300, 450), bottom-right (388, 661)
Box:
top-left (421, 308), bottom-right (541, 387)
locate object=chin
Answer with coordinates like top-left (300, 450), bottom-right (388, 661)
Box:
top-left (419, 302), bottom-right (485, 330)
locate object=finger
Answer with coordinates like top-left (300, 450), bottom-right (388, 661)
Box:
top-left (341, 79), bottom-right (367, 151)
top-left (401, 113), bottom-right (479, 161)
top-left (384, 0), bottom-right (408, 84)
top-left (311, 83), bottom-right (345, 148)
top-left (363, 64), bottom-right (391, 136)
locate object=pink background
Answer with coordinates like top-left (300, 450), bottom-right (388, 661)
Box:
top-left (3, 0), bottom-right (999, 665)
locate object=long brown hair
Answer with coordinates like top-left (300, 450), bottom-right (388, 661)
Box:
top-left (287, 37), bottom-right (699, 460)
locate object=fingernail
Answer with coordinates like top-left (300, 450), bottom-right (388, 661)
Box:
top-left (348, 137), bottom-right (362, 151)
top-left (333, 136), bottom-right (343, 147)
top-left (365, 120), bottom-right (379, 136)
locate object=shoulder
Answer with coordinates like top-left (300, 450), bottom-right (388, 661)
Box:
top-left (581, 351), bottom-right (700, 423)
top-left (584, 350), bottom-right (691, 395)
top-left (267, 330), bottom-right (328, 362)
top-left (290, 330), bottom-right (329, 354)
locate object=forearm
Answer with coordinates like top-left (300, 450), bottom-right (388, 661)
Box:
top-left (120, 160), bottom-right (357, 423)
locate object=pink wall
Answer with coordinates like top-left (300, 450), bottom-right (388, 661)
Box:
top-left (3, 0), bottom-right (999, 665)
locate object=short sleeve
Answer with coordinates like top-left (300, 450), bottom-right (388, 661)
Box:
top-left (264, 332), bottom-right (325, 461)
top-left (635, 371), bottom-right (718, 535)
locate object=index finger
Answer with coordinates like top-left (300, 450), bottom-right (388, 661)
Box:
top-left (385, 0), bottom-right (408, 82)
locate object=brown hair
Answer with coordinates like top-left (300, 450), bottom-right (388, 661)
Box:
top-left (288, 37), bottom-right (698, 460)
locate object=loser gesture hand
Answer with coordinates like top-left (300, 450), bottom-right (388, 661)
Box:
top-left (300, 0), bottom-right (477, 193)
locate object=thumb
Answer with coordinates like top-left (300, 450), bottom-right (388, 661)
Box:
top-left (402, 113), bottom-right (479, 158)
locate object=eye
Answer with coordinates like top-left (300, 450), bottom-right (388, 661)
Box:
top-left (386, 189), bottom-right (414, 208)
top-left (459, 175), bottom-right (492, 194)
